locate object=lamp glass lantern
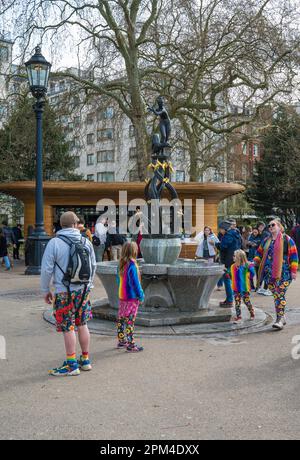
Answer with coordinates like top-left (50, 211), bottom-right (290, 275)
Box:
top-left (25, 46), bottom-right (51, 98)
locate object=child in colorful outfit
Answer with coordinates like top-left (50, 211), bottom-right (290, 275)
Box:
top-left (230, 249), bottom-right (255, 324)
top-left (117, 241), bottom-right (144, 352)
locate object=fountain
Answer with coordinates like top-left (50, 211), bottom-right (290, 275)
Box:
top-left (95, 96), bottom-right (231, 326)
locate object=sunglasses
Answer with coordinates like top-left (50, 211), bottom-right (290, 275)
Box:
top-left (268, 223), bottom-right (276, 228)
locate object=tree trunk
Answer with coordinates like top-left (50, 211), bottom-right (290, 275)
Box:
top-left (126, 46), bottom-right (150, 180)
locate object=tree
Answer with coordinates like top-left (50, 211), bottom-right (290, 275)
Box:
top-left (246, 106), bottom-right (300, 228)
top-left (1, 0), bottom-right (300, 180)
top-left (0, 94), bottom-right (82, 181)
top-left (142, 0), bottom-right (300, 180)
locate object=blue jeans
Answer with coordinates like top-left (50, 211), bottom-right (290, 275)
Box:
top-left (2, 256), bottom-right (10, 269)
top-left (217, 277), bottom-right (223, 288)
top-left (223, 271), bottom-right (233, 303)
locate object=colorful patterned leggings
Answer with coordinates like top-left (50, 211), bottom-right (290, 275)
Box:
top-left (117, 300), bottom-right (139, 346)
top-left (234, 292), bottom-right (254, 318)
top-left (268, 280), bottom-right (290, 319)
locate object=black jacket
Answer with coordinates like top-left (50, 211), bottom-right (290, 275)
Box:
top-left (220, 229), bottom-right (242, 268)
top-left (0, 236), bottom-right (8, 257)
top-left (106, 230), bottom-right (127, 247)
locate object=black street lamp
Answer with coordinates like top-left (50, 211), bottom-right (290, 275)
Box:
top-left (25, 46), bottom-right (51, 275)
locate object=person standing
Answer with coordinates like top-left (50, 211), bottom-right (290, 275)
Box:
top-left (241, 226), bottom-right (252, 258)
top-left (77, 217), bottom-right (93, 242)
top-left (195, 226), bottom-right (219, 262)
top-left (0, 228), bottom-right (11, 271)
top-left (248, 228), bottom-right (261, 261)
top-left (41, 211), bottom-right (96, 376)
top-left (254, 219), bottom-right (298, 330)
top-left (106, 220), bottom-right (127, 261)
top-left (117, 242), bottom-right (144, 352)
top-left (291, 218), bottom-right (300, 262)
top-left (256, 221), bottom-right (272, 295)
top-left (218, 220), bottom-right (242, 307)
top-left (93, 216), bottom-right (108, 262)
top-left (1, 220), bottom-right (16, 266)
top-left (12, 224), bottom-right (23, 260)
top-left (248, 227), bottom-right (261, 290)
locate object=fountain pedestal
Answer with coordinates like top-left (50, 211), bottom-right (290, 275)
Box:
top-left (94, 260), bottom-right (231, 326)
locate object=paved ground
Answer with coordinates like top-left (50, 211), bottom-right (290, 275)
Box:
top-left (1, 261), bottom-right (300, 440)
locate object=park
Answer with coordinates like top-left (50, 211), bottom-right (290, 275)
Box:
top-left (1, 0), bottom-right (300, 443)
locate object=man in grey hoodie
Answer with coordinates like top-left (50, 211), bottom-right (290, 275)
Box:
top-left (41, 211), bottom-right (96, 377)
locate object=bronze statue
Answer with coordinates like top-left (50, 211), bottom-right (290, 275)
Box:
top-left (145, 95), bottom-right (178, 235)
top-left (147, 96), bottom-right (171, 148)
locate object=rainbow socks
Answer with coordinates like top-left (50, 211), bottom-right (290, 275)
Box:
top-left (66, 353), bottom-right (77, 366)
top-left (82, 352), bottom-right (89, 362)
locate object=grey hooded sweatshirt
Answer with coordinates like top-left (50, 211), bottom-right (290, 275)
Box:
top-left (40, 228), bottom-right (97, 294)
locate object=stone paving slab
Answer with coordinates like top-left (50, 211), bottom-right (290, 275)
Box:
top-left (43, 305), bottom-right (269, 336)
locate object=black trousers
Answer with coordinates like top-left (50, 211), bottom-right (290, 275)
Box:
top-left (13, 243), bottom-right (20, 259)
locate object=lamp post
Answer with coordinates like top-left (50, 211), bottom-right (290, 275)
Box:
top-left (25, 46), bottom-right (51, 275)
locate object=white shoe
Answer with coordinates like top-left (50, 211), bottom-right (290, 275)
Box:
top-left (263, 290), bottom-right (273, 296)
top-left (257, 288), bottom-right (265, 295)
top-left (272, 318), bottom-right (284, 330)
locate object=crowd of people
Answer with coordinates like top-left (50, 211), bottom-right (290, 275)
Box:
top-left (195, 218), bottom-right (299, 330)
top-left (1, 210), bottom-right (299, 377)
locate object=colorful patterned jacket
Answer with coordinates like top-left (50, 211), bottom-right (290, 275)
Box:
top-left (254, 234), bottom-right (298, 284)
top-left (230, 263), bottom-right (255, 293)
top-left (117, 259), bottom-right (144, 302)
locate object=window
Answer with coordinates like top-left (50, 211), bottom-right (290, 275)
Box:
top-left (74, 156), bottom-right (80, 168)
top-left (253, 144), bottom-right (259, 157)
top-left (68, 122), bottom-right (74, 131)
top-left (97, 128), bottom-right (114, 141)
top-left (97, 172), bottom-right (115, 182)
top-left (97, 107), bottom-right (114, 120)
top-left (242, 142), bottom-right (247, 155)
top-left (129, 125), bottom-right (135, 137)
top-left (176, 170), bottom-right (185, 182)
top-left (129, 147), bottom-right (137, 159)
top-left (0, 46), bottom-right (9, 62)
top-left (86, 112), bottom-right (95, 125)
top-left (59, 81), bottom-right (65, 92)
top-left (74, 116), bottom-right (80, 127)
top-left (97, 150), bottom-right (115, 163)
top-left (129, 169), bottom-right (139, 182)
top-left (74, 137), bottom-right (80, 147)
top-left (242, 164), bottom-right (248, 181)
top-left (50, 82), bottom-right (56, 94)
top-left (87, 174), bottom-right (95, 181)
top-left (87, 133), bottom-right (95, 145)
top-left (87, 154), bottom-right (94, 165)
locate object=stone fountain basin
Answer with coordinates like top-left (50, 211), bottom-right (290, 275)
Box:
top-left (95, 259), bottom-right (227, 326)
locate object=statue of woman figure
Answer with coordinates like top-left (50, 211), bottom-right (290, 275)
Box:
top-left (148, 96), bottom-right (171, 147)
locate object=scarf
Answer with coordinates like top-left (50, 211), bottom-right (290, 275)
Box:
top-left (258, 232), bottom-right (284, 284)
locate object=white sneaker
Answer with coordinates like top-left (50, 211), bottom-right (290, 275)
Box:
top-left (272, 319), bottom-right (284, 330)
top-left (257, 288), bottom-right (265, 295)
top-left (263, 290), bottom-right (273, 296)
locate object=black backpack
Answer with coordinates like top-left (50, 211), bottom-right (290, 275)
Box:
top-left (56, 235), bottom-right (92, 306)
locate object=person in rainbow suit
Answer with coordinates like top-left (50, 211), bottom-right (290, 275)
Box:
top-left (254, 219), bottom-right (298, 330)
top-left (230, 249), bottom-right (256, 324)
top-left (117, 241), bottom-right (144, 352)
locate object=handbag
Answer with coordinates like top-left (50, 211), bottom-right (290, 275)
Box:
top-left (92, 235), bottom-right (100, 246)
